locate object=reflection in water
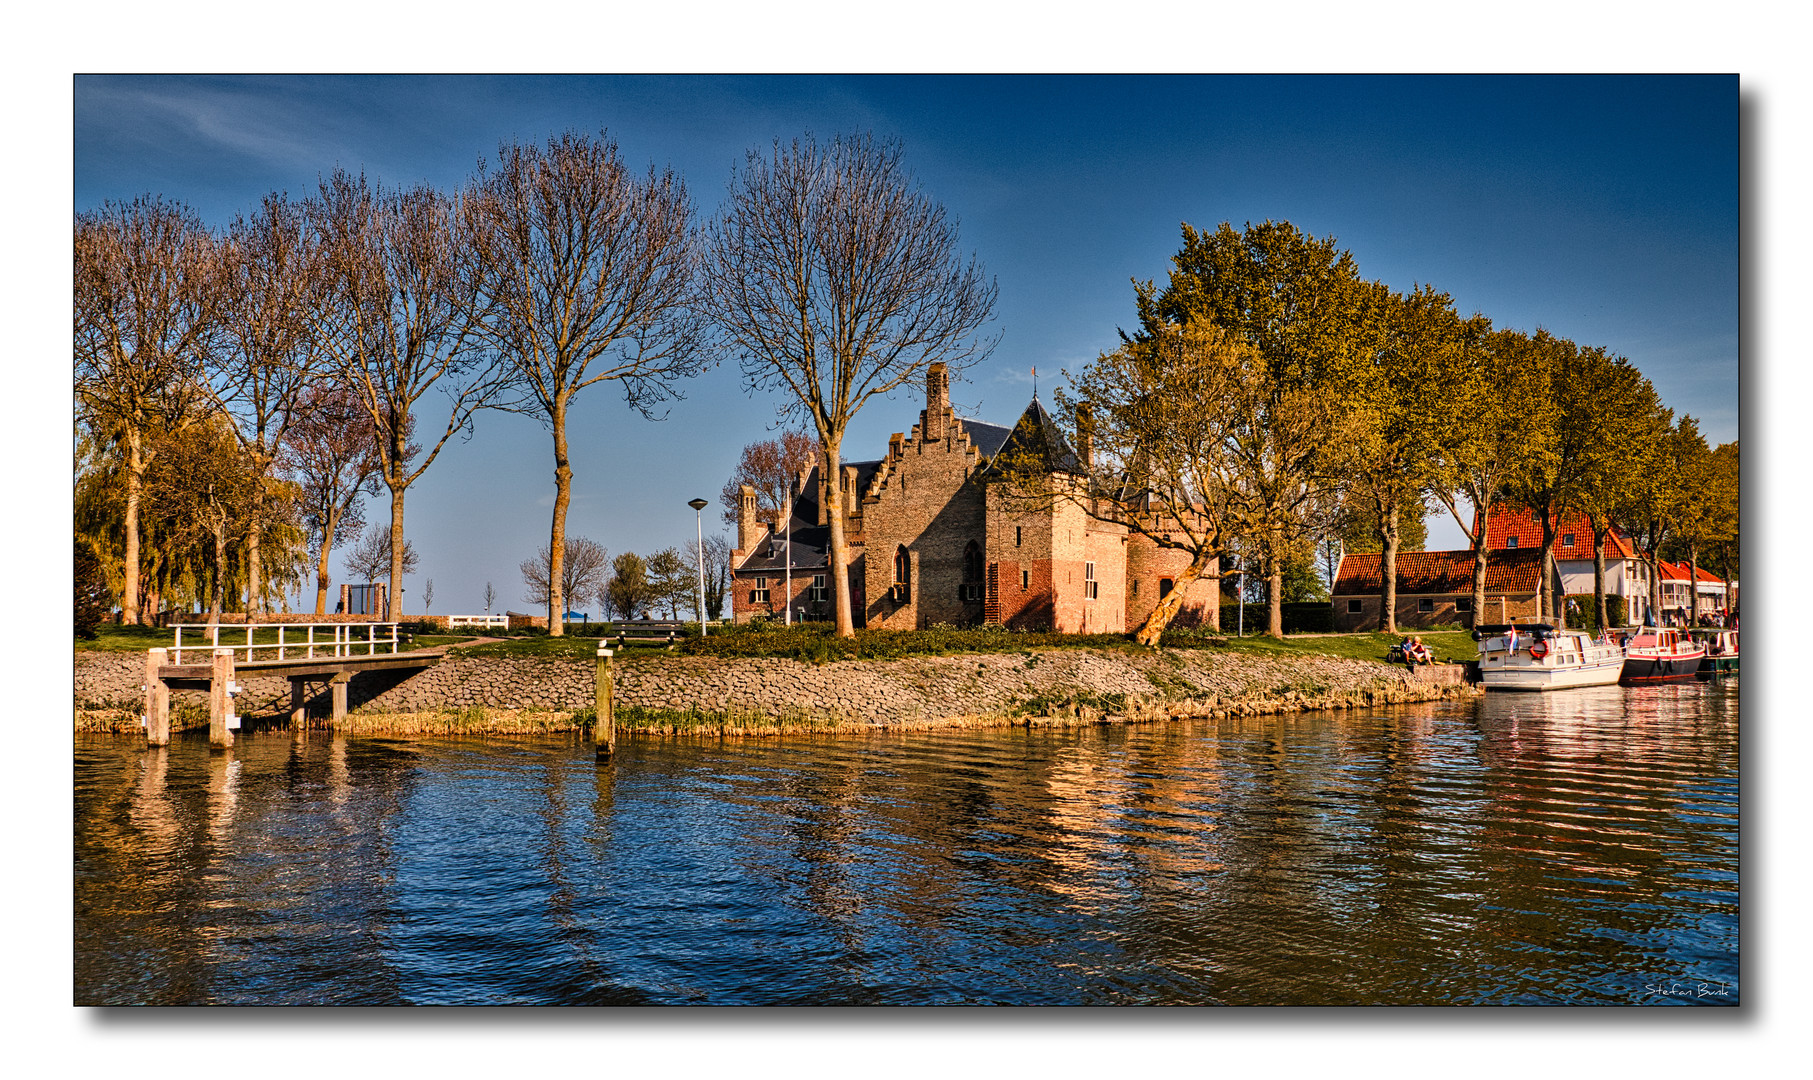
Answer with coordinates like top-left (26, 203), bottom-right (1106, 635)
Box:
top-left (75, 680), bottom-right (1738, 1005)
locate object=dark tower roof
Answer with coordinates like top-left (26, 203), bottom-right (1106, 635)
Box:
top-left (982, 398), bottom-right (1082, 478)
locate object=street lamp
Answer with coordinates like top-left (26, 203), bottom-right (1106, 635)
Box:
top-left (688, 498), bottom-right (710, 637)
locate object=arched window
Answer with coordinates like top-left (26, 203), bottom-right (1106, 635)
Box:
top-left (960, 541), bottom-right (983, 601)
top-left (893, 545), bottom-right (911, 601)
top-left (1159, 578), bottom-right (1175, 599)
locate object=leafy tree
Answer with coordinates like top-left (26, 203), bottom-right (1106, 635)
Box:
top-left (75, 538), bottom-right (108, 639)
top-left (1568, 352), bottom-right (1670, 628)
top-left (1428, 323), bottom-right (1545, 626)
top-left (1134, 221), bottom-right (1373, 636)
top-left (702, 133), bottom-right (998, 637)
top-left (720, 430), bottom-right (820, 532)
top-left (310, 169), bottom-right (509, 621)
top-left (1623, 413), bottom-right (1701, 624)
top-left (606, 552), bottom-right (655, 620)
top-left (468, 131), bottom-right (708, 635)
top-left (74, 196), bottom-right (223, 624)
top-left (521, 536), bottom-right (610, 618)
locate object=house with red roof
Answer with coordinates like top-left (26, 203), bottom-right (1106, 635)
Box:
top-left (1657, 560), bottom-right (1737, 623)
top-left (1331, 547), bottom-right (1545, 631)
top-left (1481, 506), bottom-right (1654, 625)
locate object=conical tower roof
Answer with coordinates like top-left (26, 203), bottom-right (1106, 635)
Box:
top-left (983, 397), bottom-right (1082, 477)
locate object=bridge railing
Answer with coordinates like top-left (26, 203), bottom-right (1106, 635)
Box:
top-left (170, 622), bottom-right (401, 665)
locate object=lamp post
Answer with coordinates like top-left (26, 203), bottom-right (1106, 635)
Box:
top-left (688, 498), bottom-right (709, 637)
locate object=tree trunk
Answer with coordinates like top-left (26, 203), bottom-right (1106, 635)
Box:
top-left (1592, 525), bottom-right (1609, 632)
top-left (548, 398), bottom-right (573, 637)
top-left (1134, 548), bottom-right (1212, 646)
top-left (1537, 506), bottom-right (1558, 623)
top-left (1468, 501), bottom-right (1489, 629)
top-left (1376, 499), bottom-right (1399, 633)
top-left (1268, 561), bottom-right (1284, 638)
top-left (387, 481), bottom-right (406, 621)
top-left (208, 520), bottom-right (228, 623)
top-left (124, 429), bottom-right (145, 625)
top-left (314, 506), bottom-right (341, 615)
top-left (825, 435), bottom-right (855, 638)
top-left (246, 487), bottom-right (265, 616)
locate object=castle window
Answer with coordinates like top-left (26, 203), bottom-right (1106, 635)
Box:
top-left (1159, 578), bottom-right (1174, 599)
top-left (809, 574), bottom-right (827, 603)
top-left (893, 546), bottom-right (911, 602)
top-left (960, 541), bottom-right (983, 601)
top-left (751, 577), bottom-right (770, 604)
top-left (1021, 569), bottom-right (1030, 591)
top-left (1015, 525), bottom-right (1023, 548)
top-left (1506, 536), bottom-right (1519, 549)
top-left (1084, 562), bottom-right (1098, 600)
top-left (1131, 580), bottom-right (1139, 599)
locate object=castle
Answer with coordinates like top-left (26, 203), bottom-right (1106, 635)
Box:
top-left (729, 363), bottom-right (1220, 632)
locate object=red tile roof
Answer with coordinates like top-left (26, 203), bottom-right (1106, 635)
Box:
top-left (1333, 548), bottom-right (1545, 596)
top-left (1658, 560), bottom-right (1727, 585)
top-left (1475, 504), bottom-right (1640, 559)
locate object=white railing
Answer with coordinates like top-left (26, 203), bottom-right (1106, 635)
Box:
top-left (170, 622), bottom-right (400, 664)
top-left (447, 614), bottom-right (509, 629)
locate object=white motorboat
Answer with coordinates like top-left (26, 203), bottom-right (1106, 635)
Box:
top-left (1472, 623), bottom-right (1625, 692)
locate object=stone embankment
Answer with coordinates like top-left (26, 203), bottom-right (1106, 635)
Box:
top-left (75, 645), bottom-right (1477, 735)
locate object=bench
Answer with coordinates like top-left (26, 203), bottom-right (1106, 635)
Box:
top-left (613, 631), bottom-right (678, 650)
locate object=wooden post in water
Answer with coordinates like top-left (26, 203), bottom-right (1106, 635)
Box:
top-left (290, 677), bottom-right (308, 732)
top-left (594, 645), bottom-right (616, 759)
top-left (144, 648), bottom-right (170, 747)
top-left (329, 672), bottom-right (352, 725)
top-left (209, 648), bottom-right (234, 751)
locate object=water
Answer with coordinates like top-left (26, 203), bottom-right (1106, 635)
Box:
top-left (74, 680), bottom-right (1739, 1005)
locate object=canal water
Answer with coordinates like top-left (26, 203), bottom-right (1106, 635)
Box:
top-left (74, 680), bottom-right (1738, 1005)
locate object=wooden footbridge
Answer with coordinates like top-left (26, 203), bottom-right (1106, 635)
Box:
top-left (141, 622), bottom-right (442, 749)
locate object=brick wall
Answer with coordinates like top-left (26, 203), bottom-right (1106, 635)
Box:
top-left (1124, 532), bottom-right (1219, 632)
top-left (861, 397), bottom-right (990, 630)
top-left (1334, 592), bottom-right (1534, 632)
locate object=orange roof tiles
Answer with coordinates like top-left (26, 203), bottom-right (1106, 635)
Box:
top-left (1333, 548), bottom-right (1545, 596)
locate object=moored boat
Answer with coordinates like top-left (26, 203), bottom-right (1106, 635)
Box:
top-left (1691, 628), bottom-right (1739, 675)
top-left (1618, 626), bottom-right (1707, 684)
top-left (1472, 623), bottom-right (1625, 692)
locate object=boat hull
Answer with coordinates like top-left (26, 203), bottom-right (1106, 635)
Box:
top-left (1698, 654), bottom-right (1739, 675)
top-left (1481, 658), bottom-right (1625, 692)
top-left (1620, 654), bottom-right (1706, 684)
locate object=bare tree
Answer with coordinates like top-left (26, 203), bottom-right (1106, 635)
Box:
top-left (423, 578), bottom-right (434, 613)
top-left (284, 382), bottom-right (389, 614)
top-left (521, 536), bottom-right (610, 617)
top-left (74, 196), bottom-right (223, 624)
top-left (484, 581), bottom-right (497, 615)
top-left (345, 524), bottom-right (417, 587)
top-left (719, 430), bottom-right (819, 531)
top-left (310, 169), bottom-right (508, 621)
top-left (702, 533), bottom-right (732, 620)
top-left (702, 133), bottom-right (997, 636)
top-left (467, 131), bottom-right (708, 635)
top-left (207, 192), bottom-right (328, 613)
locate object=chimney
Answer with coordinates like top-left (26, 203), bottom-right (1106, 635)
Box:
top-left (737, 484), bottom-right (760, 553)
top-left (924, 362), bottom-right (949, 442)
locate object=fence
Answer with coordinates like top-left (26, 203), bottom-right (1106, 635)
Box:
top-left (170, 622), bottom-right (401, 665)
top-left (447, 615), bottom-right (509, 629)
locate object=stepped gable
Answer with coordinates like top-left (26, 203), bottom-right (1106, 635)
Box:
top-left (980, 398), bottom-right (1082, 478)
top-left (1333, 548), bottom-right (1545, 595)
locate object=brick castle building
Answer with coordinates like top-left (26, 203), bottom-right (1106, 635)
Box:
top-left (729, 364), bottom-right (1220, 632)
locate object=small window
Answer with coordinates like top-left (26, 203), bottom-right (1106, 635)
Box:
top-left (893, 546), bottom-right (911, 602)
top-left (1347, 599), bottom-right (1364, 614)
top-left (1131, 580), bottom-right (1140, 599)
top-left (1417, 598), bottom-right (1435, 613)
top-left (1021, 569), bottom-right (1030, 591)
top-left (1015, 525), bottom-right (1023, 548)
top-left (1159, 578), bottom-right (1174, 599)
top-left (809, 574), bottom-right (827, 602)
top-left (1456, 597), bottom-right (1473, 613)
top-left (1506, 536), bottom-right (1519, 549)
top-left (751, 576), bottom-right (770, 604)
top-left (1562, 533), bottom-right (1576, 547)
top-left (1084, 562), bottom-right (1098, 600)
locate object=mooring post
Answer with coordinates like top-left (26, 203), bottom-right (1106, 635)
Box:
top-left (290, 677), bottom-right (308, 730)
top-left (594, 645), bottom-right (616, 759)
top-left (144, 647), bottom-right (170, 747)
top-left (209, 648), bottom-right (234, 751)
top-left (329, 672), bottom-right (352, 725)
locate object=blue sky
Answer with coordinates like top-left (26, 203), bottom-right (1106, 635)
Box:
top-left (72, 74), bottom-right (1738, 614)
